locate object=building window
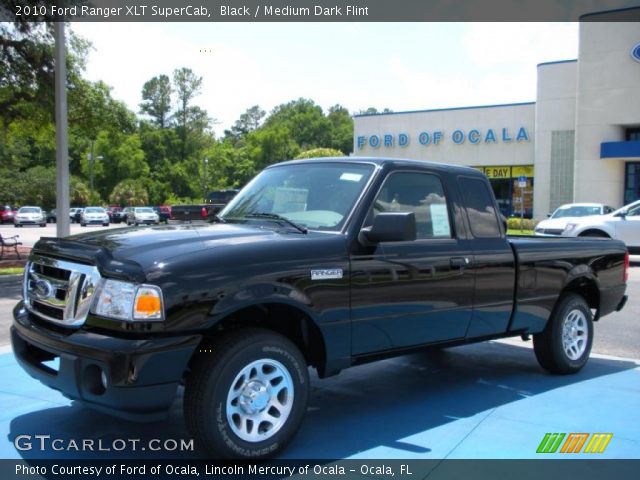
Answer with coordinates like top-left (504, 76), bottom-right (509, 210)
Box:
top-left (624, 162), bottom-right (640, 205)
top-left (625, 128), bottom-right (640, 141)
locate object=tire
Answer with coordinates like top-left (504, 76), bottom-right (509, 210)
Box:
top-left (40, 223), bottom-right (45, 227)
top-left (533, 293), bottom-right (593, 374)
top-left (184, 328), bottom-right (309, 459)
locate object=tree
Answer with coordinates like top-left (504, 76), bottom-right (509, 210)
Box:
top-left (109, 179), bottom-right (149, 206)
top-left (295, 148), bottom-right (344, 159)
top-left (264, 98), bottom-right (332, 150)
top-left (140, 74), bottom-right (172, 128)
top-left (173, 67), bottom-right (203, 160)
top-left (327, 104), bottom-right (354, 154)
top-left (224, 105), bottom-right (266, 142)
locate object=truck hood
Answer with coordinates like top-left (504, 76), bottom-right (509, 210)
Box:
top-left (33, 223), bottom-right (284, 279)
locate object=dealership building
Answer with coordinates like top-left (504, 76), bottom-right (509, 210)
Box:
top-left (353, 18), bottom-right (640, 219)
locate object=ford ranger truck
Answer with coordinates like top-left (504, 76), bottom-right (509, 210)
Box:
top-left (12, 157), bottom-right (628, 458)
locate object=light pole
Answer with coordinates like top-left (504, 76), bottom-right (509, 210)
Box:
top-left (202, 157), bottom-right (209, 202)
top-left (88, 151), bottom-right (103, 202)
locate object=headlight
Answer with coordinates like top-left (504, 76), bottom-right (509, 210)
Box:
top-left (563, 223), bottom-right (578, 234)
top-left (92, 279), bottom-right (164, 321)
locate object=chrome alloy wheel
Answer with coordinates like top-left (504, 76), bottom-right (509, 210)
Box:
top-left (226, 358), bottom-right (294, 442)
top-left (562, 309), bottom-right (588, 360)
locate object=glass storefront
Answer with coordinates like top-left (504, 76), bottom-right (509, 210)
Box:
top-left (474, 165), bottom-right (534, 218)
top-left (624, 162), bottom-right (640, 205)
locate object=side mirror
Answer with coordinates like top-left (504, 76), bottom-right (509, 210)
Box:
top-left (360, 212), bottom-right (416, 244)
top-left (546, 213), bottom-right (552, 218)
top-left (615, 209), bottom-right (628, 218)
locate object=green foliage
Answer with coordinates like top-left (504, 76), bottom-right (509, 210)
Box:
top-left (507, 217), bottom-right (538, 231)
top-left (109, 179), bottom-right (149, 206)
top-left (2, 21), bottom-right (362, 207)
top-left (140, 75), bottom-right (172, 128)
top-left (295, 148), bottom-right (344, 159)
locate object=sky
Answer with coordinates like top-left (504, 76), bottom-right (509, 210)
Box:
top-left (71, 22), bottom-right (579, 136)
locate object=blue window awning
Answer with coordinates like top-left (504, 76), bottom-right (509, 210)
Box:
top-left (600, 140), bottom-right (640, 159)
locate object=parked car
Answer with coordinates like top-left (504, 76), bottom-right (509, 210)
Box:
top-left (152, 206), bottom-right (171, 224)
top-left (206, 189), bottom-right (239, 215)
top-left (0, 204), bottom-right (17, 224)
top-left (120, 206), bottom-right (134, 224)
top-left (126, 207), bottom-right (159, 226)
top-left (169, 204), bottom-right (210, 222)
top-left (106, 206), bottom-right (123, 223)
top-left (45, 209), bottom-right (57, 223)
top-left (80, 206), bottom-right (110, 227)
top-left (534, 203), bottom-right (615, 236)
top-left (14, 206), bottom-right (45, 227)
top-left (69, 207), bottom-right (82, 223)
top-left (11, 157), bottom-right (628, 459)
top-left (558, 199), bottom-right (640, 253)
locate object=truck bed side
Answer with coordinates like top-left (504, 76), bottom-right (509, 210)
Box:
top-left (508, 236), bottom-right (627, 334)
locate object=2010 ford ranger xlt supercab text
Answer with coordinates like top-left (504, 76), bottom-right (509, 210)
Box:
top-left (12, 158), bottom-right (628, 458)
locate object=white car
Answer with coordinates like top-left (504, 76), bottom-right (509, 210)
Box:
top-left (80, 206), bottom-right (110, 227)
top-left (557, 200), bottom-right (640, 253)
top-left (14, 206), bottom-right (46, 228)
top-left (535, 203), bottom-right (615, 237)
top-left (126, 207), bottom-right (159, 226)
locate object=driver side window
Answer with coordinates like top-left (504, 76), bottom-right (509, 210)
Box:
top-left (366, 172), bottom-right (452, 239)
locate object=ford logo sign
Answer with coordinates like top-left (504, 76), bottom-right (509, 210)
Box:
top-left (632, 43), bottom-right (640, 63)
top-left (34, 278), bottom-right (53, 299)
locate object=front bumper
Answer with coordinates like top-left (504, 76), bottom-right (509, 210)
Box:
top-left (12, 301), bottom-right (201, 421)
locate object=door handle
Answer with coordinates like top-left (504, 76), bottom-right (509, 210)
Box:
top-left (450, 257), bottom-right (470, 268)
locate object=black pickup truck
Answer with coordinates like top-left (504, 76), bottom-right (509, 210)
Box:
top-left (12, 158), bottom-right (628, 459)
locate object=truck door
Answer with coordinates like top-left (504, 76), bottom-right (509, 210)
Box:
top-left (457, 176), bottom-right (516, 338)
top-left (350, 170), bottom-right (475, 355)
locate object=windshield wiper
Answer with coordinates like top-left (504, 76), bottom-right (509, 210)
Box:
top-left (245, 212), bottom-right (308, 234)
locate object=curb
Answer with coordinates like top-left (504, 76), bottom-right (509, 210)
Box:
top-left (0, 274), bottom-right (22, 285)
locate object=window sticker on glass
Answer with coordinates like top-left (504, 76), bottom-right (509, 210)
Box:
top-left (273, 187), bottom-right (308, 213)
top-left (430, 203), bottom-right (451, 237)
top-left (340, 172), bottom-right (364, 182)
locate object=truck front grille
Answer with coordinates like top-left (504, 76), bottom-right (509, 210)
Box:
top-left (24, 255), bottom-right (102, 328)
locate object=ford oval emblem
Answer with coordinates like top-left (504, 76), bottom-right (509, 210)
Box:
top-left (34, 279), bottom-right (53, 299)
top-left (632, 43), bottom-right (640, 63)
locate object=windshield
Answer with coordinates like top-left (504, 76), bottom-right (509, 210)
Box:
top-left (551, 205), bottom-right (601, 218)
top-left (220, 162), bottom-right (375, 231)
top-left (85, 207), bottom-right (104, 213)
top-left (135, 208), bottom-right (154, 213)
top-left (19, 207), bottom-right (40, 213)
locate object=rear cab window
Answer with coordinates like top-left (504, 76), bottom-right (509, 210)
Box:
top-left (458, 176), bottom-right (503, 238)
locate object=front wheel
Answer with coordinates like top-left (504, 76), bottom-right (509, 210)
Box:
top-left (184, 328), bottom-right (309, 459)
top-left (533, 293), bottom-right (593, 374)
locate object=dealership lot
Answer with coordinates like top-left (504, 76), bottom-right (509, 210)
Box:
top-left (0, 231), bottom-right (638, 460)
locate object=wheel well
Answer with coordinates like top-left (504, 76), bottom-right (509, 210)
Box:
top-left (578, 229), bottom-right (610, 238)
top-left (562, 277), bottom-right (600, 319)
top-left (196, 303), bottom-right (327, 373)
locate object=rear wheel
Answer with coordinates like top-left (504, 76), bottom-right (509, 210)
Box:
top-left (184, 328), bottom-right (309, 459)
top-left (534, 293), bottom-right (593, 374)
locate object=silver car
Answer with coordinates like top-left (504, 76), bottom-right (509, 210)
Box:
top-left (14, 206), bottom-right (46, 228)
top-left (80, 206), bottom-right (110, 227)
top-left (126, 207), bottom-right (159, 226)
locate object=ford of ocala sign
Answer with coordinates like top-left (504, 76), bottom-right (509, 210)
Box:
top-left (356, 127), bottom-right (530, 149)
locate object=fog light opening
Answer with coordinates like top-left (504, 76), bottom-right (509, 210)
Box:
top-left (83, 364), bottom-right (107, 395)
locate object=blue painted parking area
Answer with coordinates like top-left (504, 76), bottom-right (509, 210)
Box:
top-left (0, 341), bottom-right (638, 460)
